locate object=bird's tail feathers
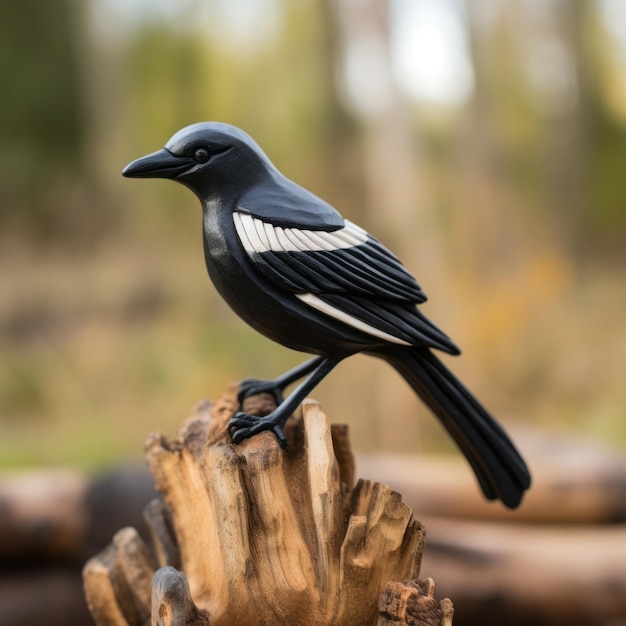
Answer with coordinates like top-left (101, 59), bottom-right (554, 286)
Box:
top-left (380, 347), bottom-right (531, 508)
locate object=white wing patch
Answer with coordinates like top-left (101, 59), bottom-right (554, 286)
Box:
top-left (233, 211), bottom-right (411, 346)
top-left (297, 294), bottom-right (411, 346)
top-left (233, 212), bottom-right (368, 254)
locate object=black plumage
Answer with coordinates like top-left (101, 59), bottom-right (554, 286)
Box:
top-left (123, 122), bottom-right (531, 508)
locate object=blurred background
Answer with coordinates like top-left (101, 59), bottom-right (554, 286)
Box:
top-left (1, 0), bottom-right (626, 624)
top-left (2, 0), bottom-right (625, 467)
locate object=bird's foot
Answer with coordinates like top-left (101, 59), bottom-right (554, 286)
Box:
top-left (229, 412), bottom-right (288, 448)
top-left (237, 378), bottom-right (285, 406)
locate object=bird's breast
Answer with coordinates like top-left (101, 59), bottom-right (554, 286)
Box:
top-left (201, 205), bottom-right (252, 307)
top-left (201, 204), bottom-right (300, 344)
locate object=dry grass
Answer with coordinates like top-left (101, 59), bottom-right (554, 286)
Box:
top-left (1, 236), bottom-right (624, 470)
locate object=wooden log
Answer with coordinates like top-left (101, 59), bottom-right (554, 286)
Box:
top-left (419, 515), bottom-right (626, 626)
top-left (0, 464), bottom-right (157, 563)
top-left (358, 436), bottom-right (626, 524)
top-left (0, 567), bottom-right (93, 626)
top-left (0, 469), bottom-right (88, 560)
top-left (83, 390), bottom-right (451, 625)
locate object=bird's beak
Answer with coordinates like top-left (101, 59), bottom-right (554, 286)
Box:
top-left (122, 148), bottom-right (194, 179)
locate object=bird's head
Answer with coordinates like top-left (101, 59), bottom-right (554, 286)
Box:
top-left (122, 122), bottom-right (272, 199)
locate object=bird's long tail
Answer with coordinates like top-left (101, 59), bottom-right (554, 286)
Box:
top-left (379, 347), bottom-right (531, 508)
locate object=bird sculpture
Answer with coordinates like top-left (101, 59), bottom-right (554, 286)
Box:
top-left (123, 122), bottom-right (531, 508)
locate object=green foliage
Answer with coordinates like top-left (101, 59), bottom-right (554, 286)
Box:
top-left (0, 0), bottom-right (84, 234)
top-left (585, 103), bottom-right (626, 241)
top-left (126, 24), bottom-right (211, 146)
top-left (0, 359), bottom-right (50, 418)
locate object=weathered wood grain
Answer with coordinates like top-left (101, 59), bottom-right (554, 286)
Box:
top-left (83, 391), bottom-right (450, 625)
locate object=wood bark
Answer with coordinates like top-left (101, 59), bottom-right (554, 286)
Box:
top-left (83, 389), bottom-right (452, 625)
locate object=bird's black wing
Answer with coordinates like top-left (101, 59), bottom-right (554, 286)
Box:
top-left (233, 210), bottom-right (459, 353)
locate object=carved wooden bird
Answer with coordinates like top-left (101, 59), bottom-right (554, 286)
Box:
top-left (123, 122), bottom-right (531, 508)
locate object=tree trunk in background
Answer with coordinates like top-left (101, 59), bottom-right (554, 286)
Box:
top-left (456, 2), bottom-right (521, 281)
top-left (546, 0), bottom-right (589, 256)
top-left (323, 0), bottom-right (444, 454)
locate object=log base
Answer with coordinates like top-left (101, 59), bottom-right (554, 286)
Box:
top-left (83, 389), bottom-right (452, 625)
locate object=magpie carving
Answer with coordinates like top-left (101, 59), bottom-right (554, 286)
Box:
top-left (123, 122), bottom-right (531, 508)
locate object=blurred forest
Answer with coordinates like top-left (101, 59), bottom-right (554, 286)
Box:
top-left (1, 0), bottom-right (625, 469)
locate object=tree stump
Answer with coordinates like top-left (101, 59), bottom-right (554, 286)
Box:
top-left (83, 388), bottom-right (453, 625)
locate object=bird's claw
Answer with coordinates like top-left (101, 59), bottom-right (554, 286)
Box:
top-left (228, 412), bottom-right (288, 448)
top-left (237, 378), bottom-right (285, 406)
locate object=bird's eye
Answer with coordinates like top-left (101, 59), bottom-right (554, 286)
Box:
top-left (194, 148), bottom-right (210, 164)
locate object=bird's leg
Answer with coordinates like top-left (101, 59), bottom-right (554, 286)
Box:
top-left (237, 356), bottom-right (326, 406)
top-left (230, 356), bottom-right (341, 448)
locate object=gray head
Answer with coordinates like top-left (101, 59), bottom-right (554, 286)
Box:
top-left (122, 122), bottom-right (273, 198)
